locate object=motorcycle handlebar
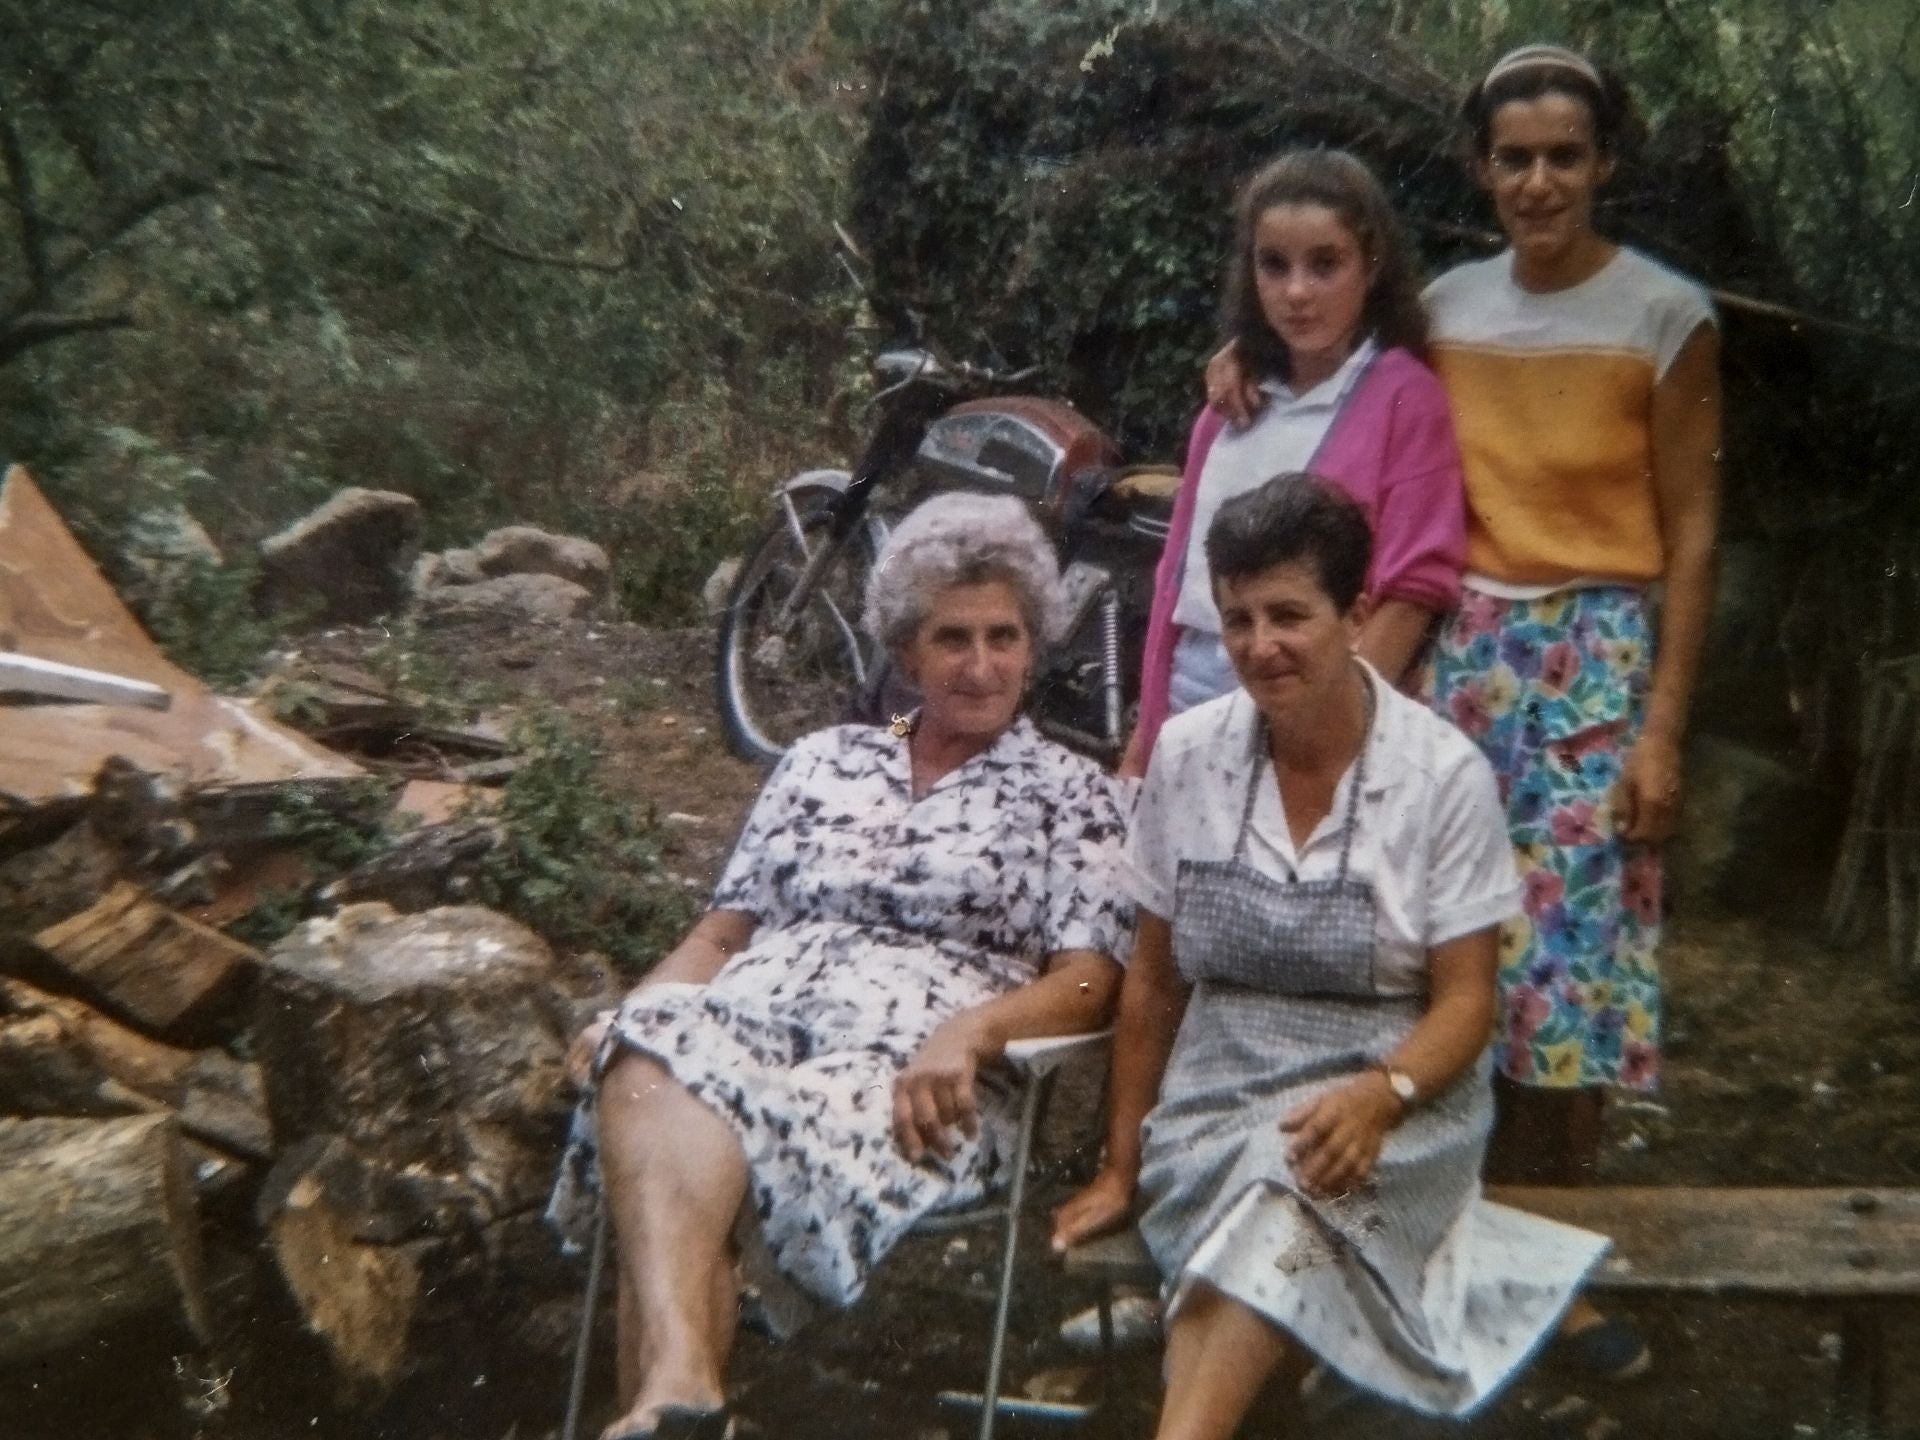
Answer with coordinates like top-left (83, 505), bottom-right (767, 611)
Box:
top-left (872, 348), bottom-right (1041, 396)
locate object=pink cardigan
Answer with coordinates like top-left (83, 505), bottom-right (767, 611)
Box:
top-left (1134, 347), bottom-right (1466, 760)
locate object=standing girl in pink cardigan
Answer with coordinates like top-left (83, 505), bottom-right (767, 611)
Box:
top-left (1125, 149), bottom-right (1466, 777)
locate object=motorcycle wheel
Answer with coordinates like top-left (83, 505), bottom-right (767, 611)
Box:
top-left (715, 492), bottom-right (883, 765)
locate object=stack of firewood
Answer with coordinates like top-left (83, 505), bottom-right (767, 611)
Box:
top-left (0, 750), bottom-right (612, 1403)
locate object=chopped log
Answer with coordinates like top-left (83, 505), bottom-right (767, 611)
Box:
top-left (0, 818), bottom-right (124, 937)
top-left (0, 977), bottom-right (267, 1156)
top-left (0, 1114), bottom-right (209, 1365)
top-left (322, 817), bottom-right (501, 912)
top-left (256, 1136), bottom-right (432, 1389)
top-left (0, 1009), bottom-right (169, 1117)
top-left (32, 880), bottom-right (260, 1035)
top-left (0, 976), bottom-right (195, 1101)
top-left (178, 1049), bottom-right (273, 1160)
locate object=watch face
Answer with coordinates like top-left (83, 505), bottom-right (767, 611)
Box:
top-left (1388, 1070), bottom-right (1417, 1102)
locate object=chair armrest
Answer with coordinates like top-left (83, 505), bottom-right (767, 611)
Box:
top-left (1002, 1030), bottom-right (1111, 1079)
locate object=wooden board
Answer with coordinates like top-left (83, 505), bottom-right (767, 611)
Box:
top-left (0, 651), bottom-right (170, 709)
top-left (1488, 1186), bottom-right (1920, 1300)
top-left (0, 466), bottom-right (361, 816)
top-left (1065, 1188), bottom-right (1920, 1301)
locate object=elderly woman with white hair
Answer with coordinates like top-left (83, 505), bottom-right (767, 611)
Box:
top-left (549, 492), bottom-right (1134, 1440)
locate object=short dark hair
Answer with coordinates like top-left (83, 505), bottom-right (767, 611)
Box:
top-left (1221, 148), bottom-right (1428, 384)
top-left (1205, 473), bottom-right (1371, 613)
top-left (1461, 47), bottom-right (1642, 160)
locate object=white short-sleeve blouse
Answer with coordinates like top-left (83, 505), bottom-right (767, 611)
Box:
top-left (1125, 664), bottom-right (1520, 994)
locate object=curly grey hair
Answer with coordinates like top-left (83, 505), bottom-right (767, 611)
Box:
top-left (862, 492), bottom-right (1066, 659)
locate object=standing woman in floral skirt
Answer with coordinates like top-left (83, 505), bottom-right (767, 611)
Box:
top-left (1207, 43), bottom-right (1722, 1379)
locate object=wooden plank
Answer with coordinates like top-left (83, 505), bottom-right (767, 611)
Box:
top-left (0, 652), bottom-right (170, 710)
top-left (1064, 1189), bottom-right (1920, 1302)
top-left (31, 881), bottom-right (261, 1035)
top-left (1489, 1186), bottom-right (1920, 1299)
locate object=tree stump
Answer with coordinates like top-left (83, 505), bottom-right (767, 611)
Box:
top-left (0, 1113), bottom-right (209, 1365)
top-left (251, 904), bottom-right (576, 1388)
top-left (253, 903), bottom-right (571, 1206)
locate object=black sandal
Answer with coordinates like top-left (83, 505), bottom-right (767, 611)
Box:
top-left (1562, 1316), bottom-right (1652, 1380)
top-left (608, 1405), bottom-right (735, 1440)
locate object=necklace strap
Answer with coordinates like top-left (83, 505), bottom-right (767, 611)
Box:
top-left (1234, 665), bottom-right (1376, 879)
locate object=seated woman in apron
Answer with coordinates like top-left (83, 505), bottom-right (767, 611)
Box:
top-left (1052, 473), bottom-right (1606, 1437)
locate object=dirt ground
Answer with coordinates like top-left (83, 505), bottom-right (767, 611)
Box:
top-left (9, 615), bottom-right (1919, 1440)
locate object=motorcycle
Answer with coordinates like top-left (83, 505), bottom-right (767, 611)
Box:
top-left (713, 342), bottom-right (1182, 766)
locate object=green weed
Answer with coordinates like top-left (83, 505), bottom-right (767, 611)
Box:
top-left (468, 708), bottom-right (695, 974)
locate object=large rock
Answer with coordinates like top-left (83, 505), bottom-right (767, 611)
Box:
top-left (473, 525), bottom-right (610, 602)
top-left (257, 488), bottom-right (421, 625)
top-left (408, 546), bottom-right (485, 596)
top-left (1669, 734), bottom-right (1838, 915)
top-left (412, 571), bottom-right (594, 626)
top-left (1690, 538), bottom-right (1797, 748)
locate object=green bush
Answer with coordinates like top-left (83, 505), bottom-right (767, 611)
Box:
top-left (469, 708), bottom-right (696, 974)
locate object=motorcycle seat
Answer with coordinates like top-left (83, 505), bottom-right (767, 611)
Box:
top-left (1109, 465), bottom-right (1182, 502)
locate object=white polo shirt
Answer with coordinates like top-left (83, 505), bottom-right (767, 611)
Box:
top-left (1125, 662), bottom-right (1520, 995)
top-left (1172, 338), bottom-right (1377, 635)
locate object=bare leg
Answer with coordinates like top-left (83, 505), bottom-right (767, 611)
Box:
top-left (1155, 1281), bottom-right (1296, 1440)
top-left (596, 1053), bottom-right (748, 1437)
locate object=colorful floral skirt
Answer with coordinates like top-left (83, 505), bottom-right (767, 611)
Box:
top-left (1425, 586), bottom-right (1662, 1092)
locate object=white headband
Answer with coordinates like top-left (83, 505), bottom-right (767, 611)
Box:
top-left (1482, 44), bottom-right (1604, 93)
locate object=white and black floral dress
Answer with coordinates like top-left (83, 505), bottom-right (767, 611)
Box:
top-left (548, 718), bottom-right (1132, 1333)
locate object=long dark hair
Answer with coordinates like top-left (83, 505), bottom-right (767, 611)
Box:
top-left (1221, 148), bottom-right (1429, 384)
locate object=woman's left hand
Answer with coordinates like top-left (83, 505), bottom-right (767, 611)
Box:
top-left (1280, 1074), bottom-right (1402, 1197)
top-left (894, 1013), bottom-right (1001, 1163)
top-left (1615, 732), bottom-right (1684, 844)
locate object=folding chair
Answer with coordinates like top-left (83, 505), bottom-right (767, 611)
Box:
top-left (561, 1030), bottom-right (1112, 1440)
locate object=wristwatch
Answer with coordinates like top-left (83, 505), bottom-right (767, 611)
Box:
top-left (1379, 1065), bottom-right (1419, 1108)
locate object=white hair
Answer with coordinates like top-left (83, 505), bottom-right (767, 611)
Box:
top-left (862, 492), bottom-right (1066, 657)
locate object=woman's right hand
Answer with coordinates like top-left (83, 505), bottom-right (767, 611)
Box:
top-left (1050, 1164), bottom-right (1138, 1253)
top-left (1204, 341), bottom-right (1265, 429)
top-left (565, 1014), bottom-right (612, 1090)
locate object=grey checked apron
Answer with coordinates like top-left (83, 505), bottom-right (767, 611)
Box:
top-left (1136, 678), bottom-right (1494, 1376)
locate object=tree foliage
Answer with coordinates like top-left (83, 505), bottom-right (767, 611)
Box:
top-left (847, 0), bottom-right (1920, 766)
top-left (0, 0), bottom-right (883, 617)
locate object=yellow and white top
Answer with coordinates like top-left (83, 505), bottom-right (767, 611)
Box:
top-left (1424, 247), bottom-right (1715, 597)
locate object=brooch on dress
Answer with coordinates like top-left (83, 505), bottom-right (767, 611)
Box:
top-left (888, 712), bottom-right (915, 738)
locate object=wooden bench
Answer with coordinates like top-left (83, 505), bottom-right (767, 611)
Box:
top-left (1062, 1186), bottom-right (1920, 1424)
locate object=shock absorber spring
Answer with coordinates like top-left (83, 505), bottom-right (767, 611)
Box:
top-left (1100, 588), bottom-right (1122, 744)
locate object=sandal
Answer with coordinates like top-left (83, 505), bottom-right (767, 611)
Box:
top-left (607, 1405), bottom-right (736, 1440)
top-left (1561, 1316), bottom-right (1651, 1381)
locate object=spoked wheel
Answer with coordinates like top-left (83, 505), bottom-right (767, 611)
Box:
top-left (715, 492), bottom-right (884, 765)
